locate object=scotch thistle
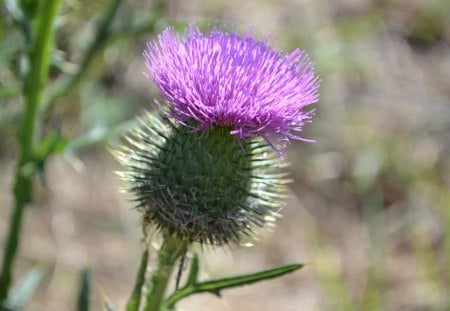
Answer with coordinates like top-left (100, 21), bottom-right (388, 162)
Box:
top-left (116, 24), bottom-right (320, 246)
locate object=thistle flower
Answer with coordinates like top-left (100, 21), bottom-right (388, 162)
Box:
top-left (144, 24), bottom-right (320, 150)
top-left (117, 24), bottom-right (320, 246)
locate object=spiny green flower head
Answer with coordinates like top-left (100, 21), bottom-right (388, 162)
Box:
top-left (117, 24), bottom-right (320, 245)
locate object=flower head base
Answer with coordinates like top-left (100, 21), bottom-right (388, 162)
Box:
top-left (144, 24), bottom-right (320, 152)
top-left (116, 113), bottom-right (288, 245)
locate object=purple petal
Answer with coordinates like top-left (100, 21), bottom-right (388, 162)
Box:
top-left (144, 24), bottom-right (320, 152)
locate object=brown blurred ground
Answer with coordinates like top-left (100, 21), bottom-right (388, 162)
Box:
top-left (1, 0), bottom-right (450, 310)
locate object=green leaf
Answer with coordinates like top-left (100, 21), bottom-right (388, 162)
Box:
top-left (186, 254), bottom-right (199, 286)
top-left (77, 268), bottom-right (91, 311)
top-left (2, 267), bottom-right (42, 310)
top-left (31, 133), bottom-right (68, 183)
top-left (196, 263), bottom-right (304, 292)
top-left (126, 248), bottom-right (149, 311)
top-left (163, 262), bottom-right (304, 309)
top-left (36, 133), bottom-right (68, 158)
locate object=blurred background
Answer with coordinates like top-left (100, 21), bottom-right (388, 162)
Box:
top-left (1, 0), bottom-right (450, 310)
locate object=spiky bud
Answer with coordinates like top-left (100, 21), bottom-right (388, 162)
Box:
top-left (116, 113), bottom-right (288, 245)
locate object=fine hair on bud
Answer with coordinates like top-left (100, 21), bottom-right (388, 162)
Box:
top-left (115, 112), bottom-right (290, 245)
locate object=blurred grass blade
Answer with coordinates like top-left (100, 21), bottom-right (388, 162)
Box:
top-left (3, 268), bottom-right (42, 310)
top-left (42, 0), bottom-right (124, 112)
top-left (4, 0), bottom-right (32, 42)
top-left (77, 268), bottom-right (91, 311)
top-left (34, 133), bottom-right (69, 183)
top-left (126, 248), bottom-right (148, 311)
top-left (36, 133), bottom-right (68, 160)
top-left (103, 297), bottom-right (117, 311)
top-left (163, 263), bottom-right (304, 308)
top-left (186, 254), bottom-right (199, 286)
top-left (5, 0), bottom-right (24, 21)
top-left (65, 119), bottom-right (136, 154)
top-left (360, 191), bottom-right (385, 311)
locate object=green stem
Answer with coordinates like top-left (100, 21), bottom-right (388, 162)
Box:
top-left (42, 0), bottom-right (124, 112)
top-left (41, 0), bottom-right (168, 113)
top-left (126, 247), bottom-right (149, 311)
top-left (162, 261), bottom-right (304, 309)
top-left (0, 0), bottom-right (61, 301)
top-left (143, 236), bottom-right (187, 311)
top-left (77, 268), bottom-right (92, 311)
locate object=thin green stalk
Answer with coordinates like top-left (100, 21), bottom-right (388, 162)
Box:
top-left (360, 189), bottom-right (386, 311)
top-left (162, 259), bottom-right (304, 309)
top-left (77, 268), bottom-right (92, 311)
top-left (41, 0), bottom-right (168, 113)
top-left (0, 0), bottom-right (61, 301)
top-left (143, 236), bottom-right (187, 311)
top-left (126, 248), bottom-right (149, 311)
top-left (42, 0), bottom-right (124, 112)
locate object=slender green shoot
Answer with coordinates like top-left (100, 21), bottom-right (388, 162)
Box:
top-left (0, 0), bottom-right (61, 300)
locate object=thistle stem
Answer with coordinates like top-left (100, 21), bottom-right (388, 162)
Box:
top-left (143, 235), bottom-right (187, 311)
top-left (0, 0), bottom-right (61, 301)
top-left (126, 247), bottom-right (149, 311)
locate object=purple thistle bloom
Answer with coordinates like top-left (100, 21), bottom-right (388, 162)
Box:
top-left (144, 24), bottom-right (320, 151)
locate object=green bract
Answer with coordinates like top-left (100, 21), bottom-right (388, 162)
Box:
top-left (116, 112), bottom-right (289, 245)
